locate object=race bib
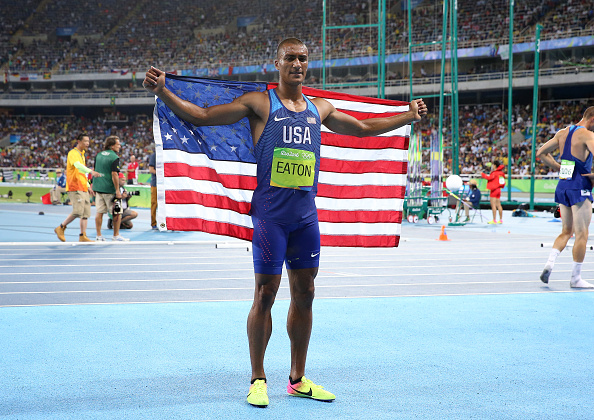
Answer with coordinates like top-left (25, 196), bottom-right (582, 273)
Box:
top-left (270, 147), bottom-right (315, 190)
top-left (559, 159), bottom-right (575, 180)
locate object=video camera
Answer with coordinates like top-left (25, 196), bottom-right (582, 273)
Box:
top-left (128, 190), bottom-right (141, 196)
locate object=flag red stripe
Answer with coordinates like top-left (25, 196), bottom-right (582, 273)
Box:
top-left (165, 217), bottom-right (400, 247)
top-left (317, 184), bottom-right (406, 199)
top-left (301, 85), bottom-right (409, 106)
top-left (320, 158), bottom-right (407, 174)
top-left (320, 234), bottom-right (400, 247)
top-left (165, 217), bottom-right (254, 241)
top-left (318, 209), bottom-right (402, 223)
top-left (165, 191), bottom-right (251, 214)
top-left (322, 132), bottom-right (409, 150)
top-left (164, 162), bottom-right (257, 189)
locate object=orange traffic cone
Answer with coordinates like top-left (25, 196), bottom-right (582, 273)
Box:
top-left (438, 225), bottom-right (450, 241)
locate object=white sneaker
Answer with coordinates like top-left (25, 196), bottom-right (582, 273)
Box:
top-left (96, 236), bottom-right (105, 241)
top-left (570, 278), bottom-right (594, 289)
top-left (112, 235), bottom-right (130, 242)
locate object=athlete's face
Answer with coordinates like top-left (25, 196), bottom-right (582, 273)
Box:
top-left (275, 43), bottom-right (308, 85)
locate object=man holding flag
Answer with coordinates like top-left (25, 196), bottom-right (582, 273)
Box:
top-left (144, 37), bottom-right (427, 407)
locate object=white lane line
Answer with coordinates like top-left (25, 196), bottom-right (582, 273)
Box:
top-left (0, 279), bottom-right (585, 295)
top-left (0, 261), bottom-right (255, 268)
top-left (0, 254), bottom-right (552, 263)
top-left (0, 268), bottom-right (255, 276)
top-left (0, 261), bottom-right (579, 273)
top-left (0, 277), bottom-right (253, 285)
top-left (0, 289), bottom-right (590, 308)
top-left (0, 240), bottom-right (245, 246)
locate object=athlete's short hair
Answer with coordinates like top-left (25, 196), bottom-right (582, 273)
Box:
top-left (583, 106), bottom-right (594, 121)
top-left (276, 38), bottom-right (307, 59)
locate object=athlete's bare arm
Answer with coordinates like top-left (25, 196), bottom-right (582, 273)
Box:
top-left (143, 67), bottom-right (269, 139)
top-left (536, 128), bottom-right (566, 172)
top-left (314, 98), bottom-right (427, 138)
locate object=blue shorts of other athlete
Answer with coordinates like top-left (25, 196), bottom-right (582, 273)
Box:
top-left (251, 216), bottom-right (321, 275)
top-left (555, 188), bottom-right (593, 207)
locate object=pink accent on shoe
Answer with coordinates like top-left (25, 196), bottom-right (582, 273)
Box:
top-left (287, 379), bottom-right (302, 394)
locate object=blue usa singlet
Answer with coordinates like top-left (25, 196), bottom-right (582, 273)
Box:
top-left (557, 125), bottom-right (593, 192)
top-left (250, 88), bottom-right (322, 223)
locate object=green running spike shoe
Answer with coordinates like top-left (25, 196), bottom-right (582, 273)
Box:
top-left (247, 379), bottom-right (269, 407)
top-left (287, 376), bottom-right (335, 402)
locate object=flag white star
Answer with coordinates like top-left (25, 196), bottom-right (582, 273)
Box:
top-left (210, 145), bottom-right (217, 151)
top-left (181, 135), bottom-right (189, 144)
top-left (164, 133), bottom-right (173, 141)
top-left (172, 127), bottom-right (177, 133)
top-left (230, 146), bottom-right (237, 152)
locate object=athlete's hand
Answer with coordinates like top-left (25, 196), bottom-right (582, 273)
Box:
top-left (91, 170), bottom-right (103, 178)
top-left (410, 98), bottom-right (428, 122)
top-left (143, 66), bottom-right (166, 95)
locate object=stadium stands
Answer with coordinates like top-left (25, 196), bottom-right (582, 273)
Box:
top-left (1, 0), bottom-right (592, 72)
top-left (0, 0), bottom-right (593, 176)
top-left (1, 100), bottom-right (590, 177)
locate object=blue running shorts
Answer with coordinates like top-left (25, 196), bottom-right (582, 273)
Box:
top-left (555, 188), bottom-right (593, 207)
top-left (251, 216), bottom-right (321, 275)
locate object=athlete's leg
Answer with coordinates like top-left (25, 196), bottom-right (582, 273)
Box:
top-left (552, 204), bottom-right (574, 252)
top-left (248, 273), bottom-right (282, 381)
top-left (489, 196), bottom-right (497, 221)
top-left (496, 198), bottom-right (503, 221)
top-left (570, 200), bottom-right (591, 263)
top-left (249, 216), bottom-right (288, 381)
top-left (287, 267), bottom-right (318, 381)
top-left (569, 200), bottom-right (593, 288)
top-left (541, 204), bottom-right (574, 283)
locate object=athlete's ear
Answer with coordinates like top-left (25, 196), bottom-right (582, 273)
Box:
top-left (274, 59), bottom-right (280, 70)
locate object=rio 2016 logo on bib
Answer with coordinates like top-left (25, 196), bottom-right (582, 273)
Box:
top-left (559, 159), bottom-right (575, 180)
top-left (270, 147), bottom-right (315, 190)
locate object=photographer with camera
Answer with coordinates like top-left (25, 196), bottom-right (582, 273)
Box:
top-left (108, 173), bottom-right (139, 229)
top-left (93, 135), bottom-right (129, 242)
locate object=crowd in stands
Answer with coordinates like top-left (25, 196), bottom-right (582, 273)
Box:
top-left (1, 0), bottom-right (592, 73)
top-left (1, 100), bottom-right (591, 179)
top-left (414, 98), bottom-right (590, 177)
top-left (0, 114), bottom-right (153, 172)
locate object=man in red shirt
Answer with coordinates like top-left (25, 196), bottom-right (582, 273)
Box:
top-left (126, 155), bottom-right (139, 185)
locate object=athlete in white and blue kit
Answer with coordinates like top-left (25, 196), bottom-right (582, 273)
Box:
top-left (143, 37), bottom-right (427, 407)
top-left (537, 106), bottom-right (594, 289)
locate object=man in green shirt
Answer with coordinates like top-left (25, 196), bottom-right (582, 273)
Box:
top-left (93, 135), bottom-right (129, 241)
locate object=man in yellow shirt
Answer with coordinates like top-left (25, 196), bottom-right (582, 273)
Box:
top-left (54, 134), bottom-right (102, 242)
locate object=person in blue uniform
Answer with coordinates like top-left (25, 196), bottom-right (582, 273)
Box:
top-left (458, 179), bottom-right (481, 221)
top-left (143, 37), bottom-right (428, 407)
top-left (537, 106), bottom-right (594, 289)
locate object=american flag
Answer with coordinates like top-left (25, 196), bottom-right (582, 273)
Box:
top-left (153, 74), bottom-right (410, 247)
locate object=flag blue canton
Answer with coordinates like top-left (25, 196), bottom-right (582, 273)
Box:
top-left (157, 75), bottom-right (269, 163)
